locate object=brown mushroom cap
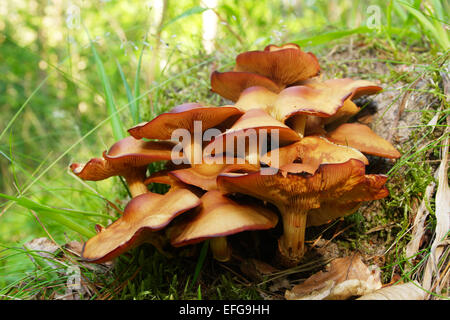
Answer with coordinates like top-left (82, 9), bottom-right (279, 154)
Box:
top-left (307, 173), bottom-right (388, 226)
top-left (205, 109), bottom-right (301, 162)
top-left (326, 123), bottom-right (401, 159)
top-left (81, 187), bottom-right (201, 263)
top-left (226, 109), bottom-right (299, 138)
top-left (299, 99), bottom-right (361, 136)
top-left (144, 169), bottom-right (179, 186)
top-left (274, 78), bottom-right (382, 122)
top-left (128, 103), bottom-right (243, 140)
top-left (146, 161), bottom-right (260, 191)
top-left (261, 136), bottom-right (369, 171)
top-left (218, 159), bottom-right (387, 210)
top-left (235, 86), bottom-right (279, 114)
top-left (70, 136), bottom-right (176, 181)
top-left (169, 162), bottom-right (260, 191)
top-left (234, 45), bottom-right (320, 86)
top-left (323, 99), bottom-right (360, 126)
top-left (264, 43), bottom-right (302, 52)
top-left (217, 159), bottom-right (388, 264)
top-left (210, 71), bottom-right (282, 102)
top-left (169, 190), bottom-right (278, 247)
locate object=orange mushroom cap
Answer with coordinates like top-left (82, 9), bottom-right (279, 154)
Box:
top-left (235, 86), bottom-right (279, 114)
top-left (169, 190), bottom-right (278, 247)
top-left (144, 169), bottom-right (179, 186)
top-left (326, 123), bottom-right (401, 159)
top-left (81, 187), bottom-right (201, 263)
top-left (261, 136), bottom-right (369, 173)
top-left (168, 162), bottom-right (260, 191)
top-left (307, 173), bottom-right (388, 226)
top-left (146, 161), bottom-right (260, 191)
top-left (323, 99), bottom-right (360, 126)
top-left (274, 78), bottom-right (382, 122)
top-left (234, 44), bottom-right (320, 87)
top-left (217, 159), bottom-right (388, 264)
top-left (205, 108), bottom-right (300, 163)
top-left (264, 43), bottom-right (303, 52)
top-left (218, 159), bottom-right (388, 209)
top-left (210, 71), bottom-right (282, 102)
top-left (128, 103), bottom-right (243, 140)
top-left (70, 136), bottom-right (175, 181)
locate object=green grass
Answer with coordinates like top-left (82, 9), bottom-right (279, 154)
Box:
top-left (0, 0), bottom-right (449, 300)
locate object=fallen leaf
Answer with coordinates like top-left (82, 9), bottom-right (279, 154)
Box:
top-left (24, 237), bottom-right (59, 258)
top-left (357, 281), bottom-right (426, 300)
top-left (285, 254), bottom-right (381, 300)
top-left (422, 112), bottom-right (449, 295)
top-left (405, 182), bottom-right (435, 260)
top-left (269, 278), bottom-right (291, 293)
top-left (64, 241), bottom-right (84, 257)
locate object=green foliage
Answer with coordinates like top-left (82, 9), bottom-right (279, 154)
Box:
top-left (90, 38), bottom-right (125, 141)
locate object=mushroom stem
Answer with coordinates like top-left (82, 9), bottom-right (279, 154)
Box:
top-left (127, 180), bottom-right (148, 197)
top-left (278, 207), bottom-right (308, 266)
top-left (125, 169), bottom-right (148, 197)
top-left (210, 236), bottom-right (232, 262)
top-left (289, 114), bottom-right (307, 138)
top-left (143, 234), bottom-right (173, 258)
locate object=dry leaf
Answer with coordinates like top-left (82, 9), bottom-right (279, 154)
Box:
top-left (269, 278), bottom-right (291, 293)
top-left (64, 241), bottom-right (84, 257)
top-left (357, 281), bottom-right (426, 300)
top-left (405, 182), bottom-right (436, 260)
top-left (285, 254), bottom-right (381, 300)
top-left (24, 237), bottom-right (60, 271)
top-left (24, 237), bottom-right (59, 258)
top-left (422, 113), bottom-right (450, 295)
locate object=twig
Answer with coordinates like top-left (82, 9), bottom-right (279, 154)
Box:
top-left (365, 222), bottom-right (396, 234)
top-left (218, 262), bottom-right (251, 285)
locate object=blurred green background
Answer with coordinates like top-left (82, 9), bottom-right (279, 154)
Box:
top-left (0, 0), bottom-right (448, 292)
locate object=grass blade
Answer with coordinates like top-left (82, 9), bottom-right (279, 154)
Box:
top-left (295, 26), bottom-right (373, 47)
top-left (399, 1), bottom-right (449, 50)
top-left (116, 59), bottom-right (138, 125)
top-left (0, 78), bottom-right (47, 142)
top-left (0, 193), bottom-right (95, 238)
top-left (162, 6), bottom-right (206, 31)
top-left (0, 192), bottom-right (111, 220)
top-left (90, 41), bottom-right (125, 141)
top-left (192, 240), bottom-right (209, 285)
top-left (133, 33), bottom-right (147, 124)
top-left (431, 0), bottom-right (445, 21)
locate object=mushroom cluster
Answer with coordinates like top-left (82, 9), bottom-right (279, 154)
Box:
top-left (71, 43), bottom-right (400, 267)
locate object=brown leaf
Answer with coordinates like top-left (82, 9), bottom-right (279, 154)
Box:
top-left (64, 241), bottom-right (84, 257)
top-left (285, 254), bottom-right (381, 300)
top-left (24, 237), bottom-right (59, 259)
top-left (405, 182), bottom-right (436, 260)
top-left (422, 113), bottom-right (450, 295)
top-left (357, 281), bottom-right (426, 300)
